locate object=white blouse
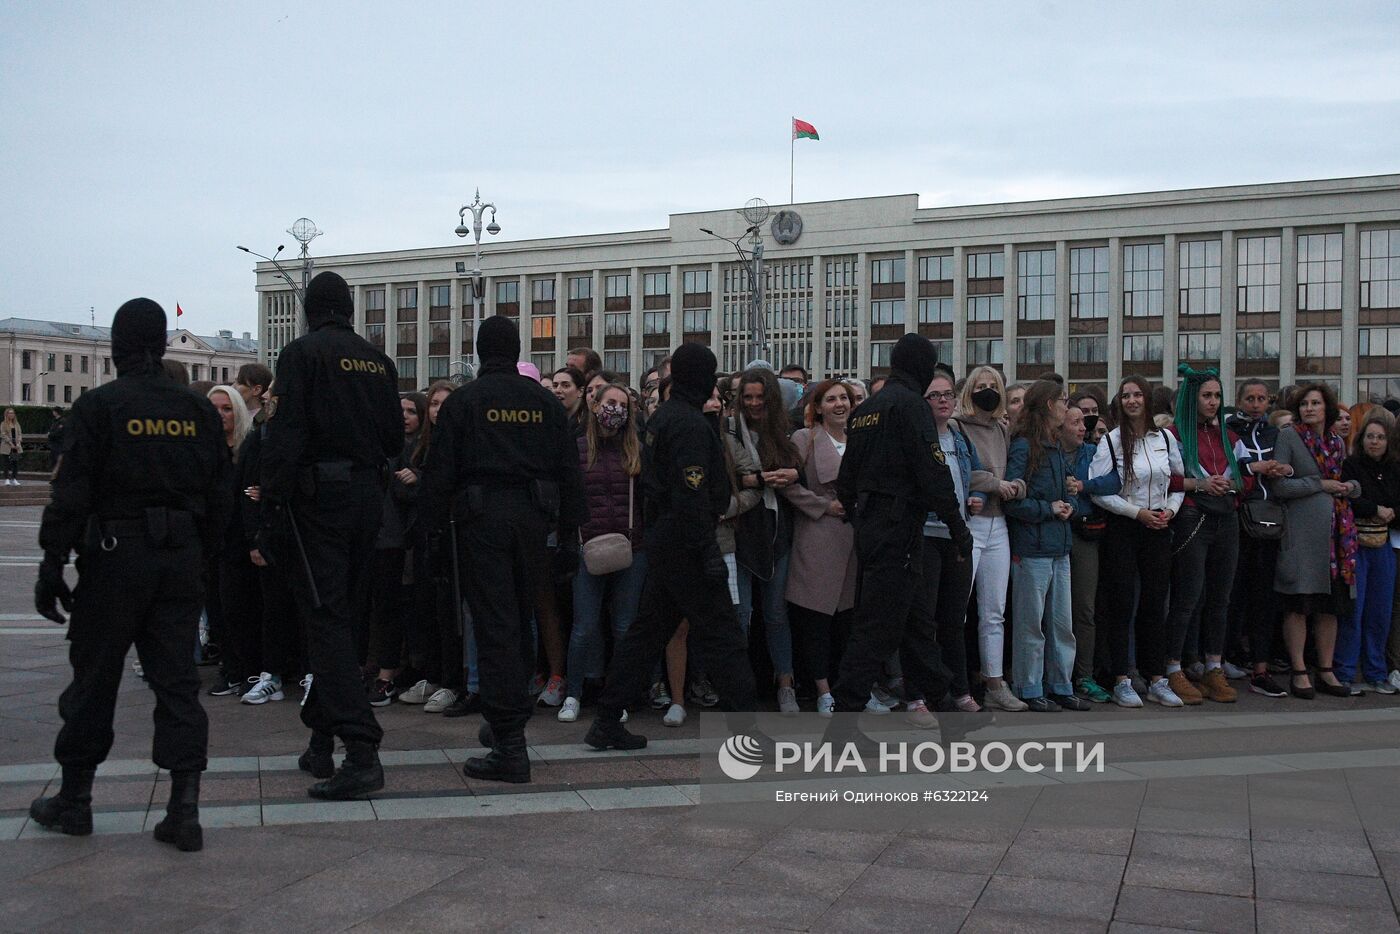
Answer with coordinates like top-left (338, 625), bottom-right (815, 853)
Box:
top-left (1089, 425), bottom-right (1185, 518)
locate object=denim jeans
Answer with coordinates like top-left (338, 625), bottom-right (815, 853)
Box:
top-left (567, 551), bottom-right (649, 699)
top-left (1009, 555), bottom-right (1075, 698)
top-left (1336, 545), bottom-right (1395, 683)
top-left (969, 515), bottom-right (1011, 679)
top-left (737, 550), bottom-right (795, 677)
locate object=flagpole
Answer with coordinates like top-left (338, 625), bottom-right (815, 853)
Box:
top-left (789, 117), bottom-right (795, 204)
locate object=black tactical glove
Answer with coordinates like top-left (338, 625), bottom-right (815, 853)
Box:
top-left (35, 553), bottom-right (74, 625)
top-left (553, 537), bottom-right (580, 584)
top-left (954, 531), bottom-right (974, 564)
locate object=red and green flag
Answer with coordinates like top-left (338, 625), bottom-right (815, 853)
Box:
top-left (792, 118), bottom-right (819, 141)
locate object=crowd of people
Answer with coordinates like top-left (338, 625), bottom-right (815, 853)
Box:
top-left (196, 348), bottom-right (1400, 727)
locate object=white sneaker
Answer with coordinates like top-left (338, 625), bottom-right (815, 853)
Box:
top-left (241, 672), bottom-right (284, 705)
top-left (1389, 669), bottom-right (1400, 692)
top-left (864, 694), bottom-right (893, 715)
top-left (662, 703), bottom-right (686, 727)
top-left (620, 708), bottom-right (629, 723)
top-left (1221, 660), bottom-right (1249, 680)
top-left (817, 692), bottom-right (835, 718)
top-left (398, 679), bottom-right (440, 704)
top-left (538, 675), bottom-right (565, 707)
top-left (870, 683), bottom-right (900, 709)
top-left (1112, 680), bottom-right (1143, 708)
top-left (558, 697), bottom-right (581, 722)
top-left (424, 688), bottom-right (457, 713)
top-left (983, 684), bottom-right (1029, 712)
top-left (777, 685), bottom-right (799, 715)
top-left (299, 674), bottom-right (313, 707)
top-left (1147, 678), bottom-right (1184, 707)
top-left (905, 699), bottom-right (937, 729)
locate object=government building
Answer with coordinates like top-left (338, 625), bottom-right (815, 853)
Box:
top-left (252, 174), bottom-right (1400, 401)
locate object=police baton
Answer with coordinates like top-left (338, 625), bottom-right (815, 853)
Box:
top-left (285, 505), bottom-right (323, 610)
top-left (448, 519), bottom-right (465, 639)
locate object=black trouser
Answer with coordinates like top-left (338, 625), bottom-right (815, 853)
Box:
top-left (460, 490), bottom-right (549, 737)
top-left (1101, 514), bottom-right (1172, 679)
top-left (921, 535), bottom-right (974, 700)
top-left (1166, 509), bottom-right (1241, 661)
top-left (1230, 533), bottom-right (1280, 666)
top-left (599, 540), bottom-right (757, 723)
top-left (289, 481), bottom-right (384, 746)
top-left (833, 498), bottom-right (951, 712)
top-left (258, 564), bottom-right (303, 678)
top-left (3, 453), bottom-right (18, 481)
top-left (368, 548), bottom-right (408, 671)
top-left (218, 553), bottom-right (262, 682)
top-left (415, 532), bottom-right (464, 691)
top-left (55, 526), bottom-right (208, 772)
top-left (789, 603), bottom-right (848, 685)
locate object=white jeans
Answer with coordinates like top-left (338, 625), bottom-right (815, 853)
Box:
top-left (970, 515), bottom-right (1011, 679)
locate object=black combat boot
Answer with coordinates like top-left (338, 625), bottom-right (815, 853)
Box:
top-left (820, 715), bottom-right (881, 758)
top-left (584, 717), bottom-right (648, 751)
top-left (477, 721), bottom-right (496, 749)
top-left (308, 741), bottom-right (384, 800)
top-left (29, 765), bottom-right (95, 836)
top-left (152, 770), bottom-right (203, 852)
top-left (463, 727), bottom-right (530, 783)
top-left (297, 731), bottom-right (335, 779)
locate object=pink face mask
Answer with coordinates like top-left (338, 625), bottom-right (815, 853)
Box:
top-left (597, 401), bottom-right (628, 430)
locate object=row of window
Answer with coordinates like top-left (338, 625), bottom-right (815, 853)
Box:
top-left (19, 350), bottom-right (107, 374)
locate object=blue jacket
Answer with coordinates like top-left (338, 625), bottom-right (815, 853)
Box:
top-left (1068, 440), bottom-right (1121, 517)
top-left (1003, 436), bottom-right (1075, 558)
top-left (924, 422), bottom-right (988, 538)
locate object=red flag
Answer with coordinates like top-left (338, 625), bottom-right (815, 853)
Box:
top-left (176, 303), bottom-right (184, 319)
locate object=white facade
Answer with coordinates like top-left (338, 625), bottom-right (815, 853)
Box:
top-left (252, 174), bottom-right (1400, 401)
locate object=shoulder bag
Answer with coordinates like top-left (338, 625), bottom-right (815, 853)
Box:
top-left (582, 475), bottom-right (634, 576)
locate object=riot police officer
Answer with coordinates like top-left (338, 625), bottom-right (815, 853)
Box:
top-left (260, 271), bottom-right (402, 799)
top-left (831, 333), bottom-right (971, 725)
top-left (30, 298), bottom-right (231, 852)
top-left (585, 341), bottom-right (760, 752)
top-left (423, 315), bottom-right (586, 783)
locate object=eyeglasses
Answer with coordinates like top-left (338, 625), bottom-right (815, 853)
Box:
top-left (925, 390), bottom-right (957, 401)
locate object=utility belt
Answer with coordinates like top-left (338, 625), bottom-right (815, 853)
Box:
top-left (296, 459), bottom-right (386, 499)
top-left (856, 490), bottom-right (909, 520)
top-left (454, 479), bottom-right (560, 521)
top-left (88, 507), bottom-right (198, 552)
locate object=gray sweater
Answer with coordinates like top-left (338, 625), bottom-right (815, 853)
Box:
top-left (1271, 426), bottom-right (1359, 596)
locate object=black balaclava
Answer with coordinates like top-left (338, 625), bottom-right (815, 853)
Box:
top-left (669, 342), bottom-right (717, 407)
top-left (304, 271), bottom-right (354, 328)
top-left (477, 315), bottom-right (520, 372)
top-left (889, 332), bottom-right (939, 393)
top-left (111, 298), bottom-right (168, 377)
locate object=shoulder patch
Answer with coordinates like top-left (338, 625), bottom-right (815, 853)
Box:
top-left (931, 443), bottom-right (946, 465)
top-left (683, 465), bottom-right (705, 490)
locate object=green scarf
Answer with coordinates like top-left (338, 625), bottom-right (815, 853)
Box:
top-left (1173, 364), bottom-right (1241, 484)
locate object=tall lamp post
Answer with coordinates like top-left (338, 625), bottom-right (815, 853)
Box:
top-left (700, 197), bottom-right (771, 364)
top-left (454, 189), bottom-right (501, 367)
top-left (238, 216), bottom-right (321, 340)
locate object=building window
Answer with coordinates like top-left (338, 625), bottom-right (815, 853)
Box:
top-left (396, 323), bottom-right (417, 346)
top-left (604, 313), bottom-right (630, 336)
top-left (1236, 330), bottom-right (1281, 360)
top-left (366, 289), bottom-right (386, 311)
top-left (643, 272), bottom-right (669, 297)
top-left (63, 354), bottom-right (72, 372)
top-left (1069, 246), bottom-right (1109, 319)
top-left (366, 324), bottom-right (385, 349)
top-left (1122, 334), bottom-right (1164, 362)
top-left (222, 367), bottom-right (229, 383)
top-left (603, 350), bottom-right (630, 374)
top-left (918, 255), bottom-right (954, 282)
top-left (1359, 377), bottom-right (1400, 402)
top-left (568, 276), bottom-right (592, 301)
top-left (568, 315), bottom-right (593, 339)
top-left (929, 339), bottom-right (951, 363)
top-left (46, 384), bottom-right (55, 402)
top-left (870, 341), bottom-right (895, 367)
top-left (1123, 243), bottom-right (1164, 317)
top-left (1237, 235), bottom-right (1282, 314)
top-left (1016, 336), bottom-right (1055, 366)
top-left (397, 287), bottom-right (418, 310)
top-left (46, 353), bottom-right (56, 370)
top-left (1069, 336), bottom-right (1107, 364)
top-left (1178, 332), bottom-right (1222, 362)
top-left (531, 279), bottom-right (556, 302)
top-left (190, 364), bottom-right (201, 381)
top-left (1362, 229), bottom-right (1400, 309)
top-left (918, 297), bottom-right (953, 324)
top-left (826, 259), bottom-right (855, 288)
top-left (1297, 328), bottom-right (1341, 358)
top-left (683, 270), bottom-right (710, 294)
top-left (531, 317), bottom-right (556, 340)
top-left (397, 357), bottom-right (417, 379)
top-left (643, 311), bottom-right (669, 335)
top-left (103, 358), bottom-right (110, 375)
top-left (21, 384), bottom-right (31, 401)
top-left (21, 350), bottom-right (32, 370)
top-left (531, 352), bottom-right (554, 375)
top-left (871, 258), bottom-right (905, 285)
top-left (966, 339), bottom-right (1004, 366)
top-left (1179, 240), bottom-right (1222, 316)
top-left (967, 295), bottom-right (1003, 322)
top-left (1297, 232), bottom-right (1342, 312)
top-left (428, 356), bottom-right (449, 379)
top-left (966, 252), bottom-right (1004, 279)
top-left (1017, 249), bottom-right (1055, 321)
top-left (429, 285), bottom-right (450, 308)
top-left (871, 300), bottom-right (905, 325)
top-left (496, 281), bottom-right (519, 305)
top-left (80, 355), bottom-right (89, 374)
top-left (1359, 327), bottom-right (1400, 357)
top-left (605, 274), bottom-right (630, 299)
top-left (63, 385), bottom-right (72, 403)
top-left (683, 309), bottom-right (709, 333)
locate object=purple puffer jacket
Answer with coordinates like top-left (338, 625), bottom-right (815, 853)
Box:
top-left (577, 435), bottom-right (643, 547)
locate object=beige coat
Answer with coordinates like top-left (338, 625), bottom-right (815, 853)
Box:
top-left (717, 430), bottom-right (763, 555)
top-left (952, 413), bottom-right (1024, 517)
top-left (0, 422), bottom-right (21, 457)
top-left (783, 426), bottom-right (858, 615)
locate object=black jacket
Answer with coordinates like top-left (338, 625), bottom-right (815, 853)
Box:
top-left (1342, 454), bottom-right (1400, 524)
top-left (1226, 411), bottom-right (1280, 502)
top-left (640, 394), bottom-right (729, 558)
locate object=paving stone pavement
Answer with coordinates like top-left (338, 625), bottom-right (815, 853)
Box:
top-left (2, 503), bottom-right (1399, 931)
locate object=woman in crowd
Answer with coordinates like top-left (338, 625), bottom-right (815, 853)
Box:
top-left (552, 366), bottom-right (586, 436)
top-left (1, 408), bottom-right (21, 485)
top-left (560, 383), bottom-right (647, 722)
top-left (1339, 410), bottom-right (1400, 694)
top-left (1005, 381), bottom-right (1029, 426)
top-left (207, 385), bottom-right (254, 697)
top-left (732, 367), bottom-right (802, 713)
top-left (1162, 368), bottom-right (1251, 705)
top-left (954, 366), bottom-right (1026, 712)
top-left (1272, 383), bottom-right (1359, 698)
top-left (1003, 381), bottom-right (1088, 711)
top-left (1090, 375), bottom-right (1186, 707)
top-left (1334, 405), bottom-right (1353, 446)
top-left (844, 379), bottom-right (868, 409)
top-left (783, 379), bottom-right (858, 717)
top-left (1063, 405), bottom-right (1120, 703)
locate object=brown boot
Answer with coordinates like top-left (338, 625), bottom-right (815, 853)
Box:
top-left (1200, 667), bottom-right (1238, 703)
top-left (1167, 670), bottom-right (1203, 705)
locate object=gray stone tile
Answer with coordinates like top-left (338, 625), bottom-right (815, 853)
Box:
top-left (1016, 825), bottom-right (1136, 856)
top-left (576, 785), bottom-right (691, 810)
top-left (140, 804), bottom-right (261, 832)
top-left (976, 875), bottom-right (1119, 922)
top-left (1123, 854), bottom-right (1253, 897)
top-left (1255, 899), bottom-right (1400, 934)
top-left (814, 893), bottom-right (967, 933)
top-left (758, 825), bottom-right (899, 864)
top-left (260, 800), bottom-right (377, 826)
top-left (876, 835), bottom-right (1007, 873)
top-left (0, 763), bottom-right (57, 783)
top-left (1135, 805), bottom-right (1252, 840)
top-left (1255, 867), bottom-right (1395, 909)
top-left (1252, 839), bottom-right (1380, 877)
top-left (1113, 884), bottom-right (1254, 933)
top-left (998, 844), bottom-right (1127, 884)
top-left (1109, 925), bottom-right (1211, 934)
top-left (962, 909), bottom-right (1109, 934)
top-left (1132, 831), bottom-right (1252, 863)
top-left (0, 817), bottom-right (25, 840)
top-left (842, 864), bottom-right (987, 908)
top-left (604, 840), bottom-right (751, 880)
top-left (698, 879), bottom-right (837, 929)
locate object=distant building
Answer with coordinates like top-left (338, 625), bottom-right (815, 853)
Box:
top-left (251, 174), bottom-right (1400, 401)
top-left (0, 318), bottom-right (258, 406)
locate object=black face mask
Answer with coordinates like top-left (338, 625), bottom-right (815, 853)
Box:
top-left (971, 388), bottom-right (1001, 413)
top-left (1083, 414), bottom-right (1100, 433)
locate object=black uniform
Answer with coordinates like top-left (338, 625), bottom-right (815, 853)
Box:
top-left (585, 342), bottom-right (759, 751)
top-left (832, 333), bottom-right (970, 713)
top-left (260, 272), bottom-right (401, 793)
top-left (31, 298), bottom-right (230, 847)
top-left (423, 316), bottom-right (585, 781)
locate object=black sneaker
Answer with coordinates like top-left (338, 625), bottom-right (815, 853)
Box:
top-left (1249, 673), bottom-right (1287, 698)
top-left (1047, 692), bottom-right (1091, 711)
top-left (442, 691), bottom-right (482, 718)
top-left (367, 679), bottom-right (398, 707)
top-left (584, 718), bottom-right (647, 751)
top-left (208, 678), bottom-right (244, 697)
top-left (1025, 696), bottom-right (1062, 712)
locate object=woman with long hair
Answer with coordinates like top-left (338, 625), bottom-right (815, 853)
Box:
top-left (1273, 383), bottom-right (1361, 698)
top-left (552, 366), bottom-right (586, 436)
top-left (205, 385), bottom-right (255, 698)
top-left (1089, 375), bottom-right (1186, 707)
top-left (732, 367), bottom-right (802, 713)
top-left (953, 365), bottom-right (1026, 712)
top-left (560, 383), bottom-right (648, 722)
top-left (1162, 367), bottom-right (1252, 705)
top-left (1338, 410), bottom-right (1399, 694)
top-left (1061, 405), bottom-right (1120, 703)
top-left (1, 408), bottom-right (22, 485)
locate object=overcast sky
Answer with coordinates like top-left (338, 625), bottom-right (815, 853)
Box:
top-left (3, 0), bottom-right (1397, 336)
